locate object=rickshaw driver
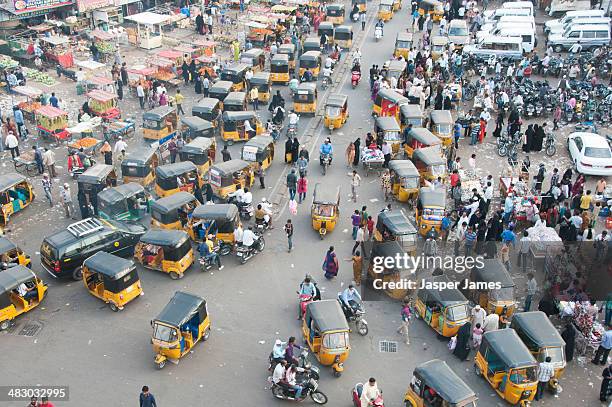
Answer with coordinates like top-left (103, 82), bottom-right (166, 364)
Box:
top-left (244, 119), bottom-right (256, 139)
top-left (17, 282), bottom-right (37, 302)
top-left (319, 139), bottom-right (333, 165)
top-left (341, 284), bottom-right (362, 317)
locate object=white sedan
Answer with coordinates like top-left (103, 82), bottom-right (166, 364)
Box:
top-left (567, 132), bottom-right (612, 176)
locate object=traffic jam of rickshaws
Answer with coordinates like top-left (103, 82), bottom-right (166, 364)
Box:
top-left (3, 2), bottom-right (605, 405)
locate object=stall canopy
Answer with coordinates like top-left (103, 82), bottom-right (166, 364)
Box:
top-left (157, 49), bottom-right (182, 60)
top-left (36, 105), bottom-right (67, 118)
top-left (87, 89), bottom-right (115, 102)
top-left (40, 36), bottom-right (69, 46)
top-left (128, 66), bottom-right (157, 76)
top-left (125, 12), bottom-right (171, 26)
top-left (76, 60), bottom-right (107, 71)
top-left (89, 76), bottom-right (115, 86)
top-left (91, 29), bottom-right (115, 41)
top-left (13, 86), bottom-right (42, 98)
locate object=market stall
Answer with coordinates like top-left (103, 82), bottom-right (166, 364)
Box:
top-left (41, 36), bottom-right (74, 68)
top-left (173, 45), bottom-right (197, 60)
top-left (457, 169), bottom-right (483, 203)
top-left (91, 30), bottom-right (117, 63)
top-left (193, 39), bottom-right (216, 58)
top-left (125, 12), bottom-right (171, 50)
top-left (75, 60), bottom-right (107, 80)
top-left (149, 58), bottom-right (181, 87)
top-left (36, 105), bottom-right (70, 142)
top-left (127, 66), bottom-right (156, 93)
top-left (13, 86), bottom-right (42, 122)
top-left (80, 76), bottom-right (116, 96)
top-left (86, 89), bottom-right (120, 121)
top-left (157, 50), bottom-right (184, 68)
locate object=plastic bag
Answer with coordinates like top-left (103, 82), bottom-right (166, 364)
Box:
top-left (289, 199), bottom-right (297, 215)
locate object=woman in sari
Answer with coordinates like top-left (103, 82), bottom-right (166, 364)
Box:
top-left (323, 246), bottom-right (339, 279)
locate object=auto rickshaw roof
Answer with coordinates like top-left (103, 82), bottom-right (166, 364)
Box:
top-left (242, 48), bottom-right (264, 57)
top-left (181, 137), bottom-right (214, 154)
top-left (300, 51), bottom-right (321, 60)
top-left (388, 160), bottom-right (419, 177)
top-left (371, 240), bottom-right (404, 262)
top-left (388, 60), bottom-right (407, 71)
top-left (155, 291), bottom-right (206, 328)
top-left (155, 161), bottom-right (197, 179)
top-left (0, 265), bottom-right (35, 294)
top-left (123, 148), bottom-right (157, 166)
top-left (377, 210), bottom-right (417, 235)
top-left (335, 25), bottom-right (352, 33)
top-left (140, 229), bottom-right (189, 247)
top-left (83, 251), bottom-right (136, 280)
top-left (326, 3), bottom-right (344, 10)
top-left (250, 72), bottom-right (271, 83)
top-left (421, 0), bottom-right (442, 6)
top-left (414, 360), bottom-right (477, 404)
top-left (245, 135), bottom-right (274, 151)
top-left (430, 109), bottom-right (453, 123)
top-left (326, 94), bottom-right (348, 107)
top-left (396, 32), bottom-right (414, 42)
top-left (481, 329), bottom-right (537, 368)
top-left (319, 21), bottom-right (334, 29)
top-left (418, 188), bottom-right (446, 207)
top-left (432, 36), bottom-right (449, 46)
top-left (181, 115), bottom-right (214, 131)
top-left (0, 173), bottom-right (27, 191)
top-left (307, 299), bottom-right (349, 332)
top-left (222, 63), bottom-right (249, 74)
top-left (511, 312), bottom-right (565, 347)
top-left (303, 37), bottom-right (320, 46)
top-left (381, 0), bottom-right (394, 6)
top-left (375, 116), bottom-right (401, 131)
top-left (412, 147), bottom-right (445, 166)
top-left (278, 43), bottom-right (296, 52)
top-left (0, 237), bottom-right (17, 254)
top-left (313, 183), bottom-right (340, 204)
top-left (211, 159), bottom-right (251, 176)
top-left (400, 103), bottom-right (422, 117)
top-left (420, 275), bottom-right (467, 306)
top-left (78, 164), bottom-right (115, 184)
top-left (210, 81), bottom-right (234, 91)
top-left (151, 192), bottom-right (197, 214)
top-left (297, 82), bottom-right (317, 92)
top-left (222, 111), bottom-right (258, 122)
top-left (193, 97), bottom-right (220, 112)
top-left (271, 53), bottom-right (289, 64)
top-left (143, 105), bottom-right (176, 121)
top-left (473, 259), bottom-right (515, 288)
top-left (377, 88), bottom-right (409, 105)
top-left (98, 182), bottom-right (145, 205)
top-left (224, 92), bottom-right (247, 104)
top-left (192, 203), bottom-right (239, 220)
top-left (410, 128), bottom-right (440, 145)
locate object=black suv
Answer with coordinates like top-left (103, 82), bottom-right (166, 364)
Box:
top-left (40, 218), bottom-right (147, 280)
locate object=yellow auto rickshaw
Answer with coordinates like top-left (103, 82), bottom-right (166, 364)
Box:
top-left (388, 160), bottom-right (420, 203)
top-left (373, 210), bottom-right (418, 254)
top-left (474, 330), bottom-right (538, 406)
top-left (208, 159), bottom-right (255, 200)
top-left (303, 37), bottom-right (321, 53)
top-left (180, 115), bottom-right (216, 142)
top-left (414, 274), bottom-right (470, 337)
top-left (223, 91), bottom-right (247, 112)
top-left (270, 53), bottom-right (290, 84)
top-left (403, 127), bottom-right (441, 158)
top-left (324, 94), bottom-right (348, 133)
top-left (77, 164), bottom-right (118, 195)
top-left (0, 265), bottom-right (47, 331)
top-left (334, 25), bottom-right (353, 49)
top-left (431, 36), bottom-right (449, 61)
top-left (511, 311), bottom-right (566, 389)
top-left (179, 137), bottom-right (214, 176)
top-left (143, 105), bottom-right (179, 141)
top-left (242, 135), bottom-right (275, 170)
top-left (221, 111), bottom-right (263, 144)
top-left (394, 32), bottom-right (413, 59)
top-left (399, 104), bottom-right (424, 132)
top-left (121, 147), bottom-right (160, 187)
top-left (464, 259), bottom-right (516, 316)
top-left (386, 60), bottom-right (407, 84)
top-left (404, 360), bottom-right (478, 407)
top-left (412, 146), bottom-right (447, 184)
top-left (419, 0), bottom-right (444, 21)
top-left (318, 22), bottom-right (334, 44)
top-left (0, 237), bottom-right (30, 268)
top-left (392, 0), bottom-right (401, 11)
top-left (311, 183), bottom-right (340, 238)
top-left (82, 251), bottom-right (143, 312)
top-left (220, 63), bottom-right (249, 91)
top-left (278, 43), bottom-right (297, 71)
top-left (415, 187), bottom-right (446, 236)
top-left (187, 204), bottom-right (240, 246)
top-left (352, 0), bottom-right (366, 12)
top-left (378, 0), bottom-right (394, 21)
top-left (151, 291), bottom-right (211, 368)
top-left (135, 229), bottom-right (194, 280)
top-left (98, 182), bottom-right (152, 222)
top-left (151, 191), bottom-right (200, 230)
top-left (299, 51), bottom-right (322, 79)
top-left (374, 116), bottom-right (402, 156)
top-left (326, 4), bottom-right (345, 24)
top-left (430, 110), bottom-right (453, 147)
top-left (0, 173), bottom-right (34, 226)
top-left (192, 98), bottom-right (221, 132)
top-left (241, 48), bottom-right (265, 72)
top-left (302, 299), bottom-right (350, 376)
top-left (249, 72), bottom-right (271, 102)
top-left (372, 88), bottom-right (408, 120)
top-left (293, 82), bottom-right (318, 114)
top-left (367, 241), bottom-right (415, 299)
top-left (154, 161), bottom-right (202, 198)
top-left (208, 81), bottom-right (234, 105)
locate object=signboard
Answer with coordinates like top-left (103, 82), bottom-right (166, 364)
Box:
top-left (76, 0), bottom-right (112, 12)
top-left (13, 0), bottom-right (72, 13)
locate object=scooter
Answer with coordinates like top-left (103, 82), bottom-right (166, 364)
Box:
top-left (351, 383), bottom-right (384, 407)
top-left (320, 153), bottom-right (331, 175)
top-left (374, 26), bottom-right (383, 42)
top-left (351, 71), bottom-right (361, 89)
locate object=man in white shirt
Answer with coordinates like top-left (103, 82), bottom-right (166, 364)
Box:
top-left (272, 359), bottom-right (287, 384)
top-left (288, 111), bottom-right (299, 127)
top-left (517, 230), bottom-right (531, 273)
top-left (5, 132), bottom-right (19, 158)
top-left (242, 226), bottom-right (256, 248)
top-left (569, 211), bottom-right (583, 229)
top-left (381, 142), bottom-right (392, 168)
top-left (360, 378), bottom-right (382, 407)
top-left (341, 284), bottom-right (362, 313)
top-left (229, 187), bottom-right (245, 203)
top-left (454, 221), bottom-right (467, 256)
top-left (244, 119), bottom-right (256, 138)
top-left (284, 365), bottom-right (303, 399)
top-left (114, 136), bottom-right (128, 154)
top-left (157, 84), bottom-right (167, 95)
top-left (245, 68), bottom-right (253, 84)
top-left (17, 282), bottom-right (36, 301)
top-left (471, 304), bottom-right (486, 328)
top-left (484, 182), bottom-right (493, 214)
top-left (233, 225), bottom-right (244, 245)
top-left (136, 84), bottom-right (145, 109)
top-left (242, 188), bottom-right (253, 205)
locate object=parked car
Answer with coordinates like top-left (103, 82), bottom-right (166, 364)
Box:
top-left (567, 132), bottom-right (612, 176)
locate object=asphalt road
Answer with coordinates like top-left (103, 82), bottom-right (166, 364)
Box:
top-left (0, 2), bottom-right (608, 406)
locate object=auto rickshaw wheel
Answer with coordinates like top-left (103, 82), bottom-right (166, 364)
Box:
top-left (227, 140), bottom-right (234, 146)
top-left (333, 370), bottom-right (342, 378)
top-left (0, 319), bottom-right (11, 330)
top-left (109, 303), bottom-right (119, 312)
top-left (156, 360), bottom-right (166, 369)
top-left (203, 328), bottom-right (211, 341)
top-left (474, 364), bottom-right (482, 377)
top-left (169, 271), bottom-right (180, 280)
top-left (72, 267), bottom-right (83, 281)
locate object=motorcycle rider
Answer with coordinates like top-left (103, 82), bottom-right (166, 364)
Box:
top-left (299, 276), bottom-right (317, 297)
top-left (229, 187), bottom-right (253, 213)
top-left (288, 110), bottom-right (299, 129)
top-left (284, 336), bottom-right (303, 365)
top-left (272, 358), bottom-right (287, 384)
top-left (361, 377), bottom-right (382, 407)
top-left (322, 64), bottom-right (333, 87)
top-left (297, 154), bottom-right (308, 177)
top-left (242, 226), bottom-right (257, 251)
top-left (375, 19), bottom-right (384, 35)
top-left (325, 55), bottom-right (334, 70)
top-left (255, 204), bottom-right (266, 226)
top-left (289, 76), bottom-right (299, 94)
top-left (353, 49), bottom-right (362, 66)
top-left (273, 104), bottom-right (286, 125)
top-left (301, 69), bottom-right (313, 83)
top-left (272, 338), bottom-right (287, 363)
top-left (341, 284), bottom-right (362, 317)
top-left (233, 224), bottom-right (243, 246)
top-left (319, 138), bottom-right (333, 165)
top-left (198, 234), bottom-right (224, 270)
top-left (261, 198), bottom-right (274, 228)
top-left (285, 364), bottom-right (304, 400)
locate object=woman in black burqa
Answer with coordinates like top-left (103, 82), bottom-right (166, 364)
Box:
top-left (352, 137), bottom-right (361, 166)
top-left (561, 322), bottom-right (576, 362)
top-left (453, 321), bottom-right (472, 361)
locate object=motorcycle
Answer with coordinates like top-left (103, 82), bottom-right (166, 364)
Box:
top-left (235, 234), bottom-right (265, 264)
top-left (269, 377), bottom-right (328, 404)
top-left (351, 383), bottom-right (384, 407)
top-left (287, 123), bottom-right (298, 139)
top-left (320, 153), bottom-right (331, 175)
top-left (374, 26), bottom-right (383, 42)
top-left (298, 293), bottom-right (314, 320)
top-left (351, 71), bottom-right (361, 89)
top-left (544, 132), bottom-right (556, 156)
top-left (321, 74), bottom-right (332, 90)
top-left (198, 247), bottom-right (222, 271)
top-left (228, 197), bottom-right (254, 220)
top-left (338, 294), bottom-right (368, 336)
top-left (268, 349), bottom-right (321, 381)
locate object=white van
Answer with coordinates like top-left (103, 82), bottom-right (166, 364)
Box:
top-left (484, 8), bottom-right (533, 23)
top-left (545, 10), bottom-right (606, 34)
top-left (476, 25), bottom-right (537, 52)
top-left (547, 24), bottom-right (612, 52)
top-left (464, 36), bottom-right (524, 61)
top-left (547, 17), bottom-right (610, 36)
top-left (502, 1), bottom-right (535, 15)
top-left (479, 16), bottom-right (536, 35)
